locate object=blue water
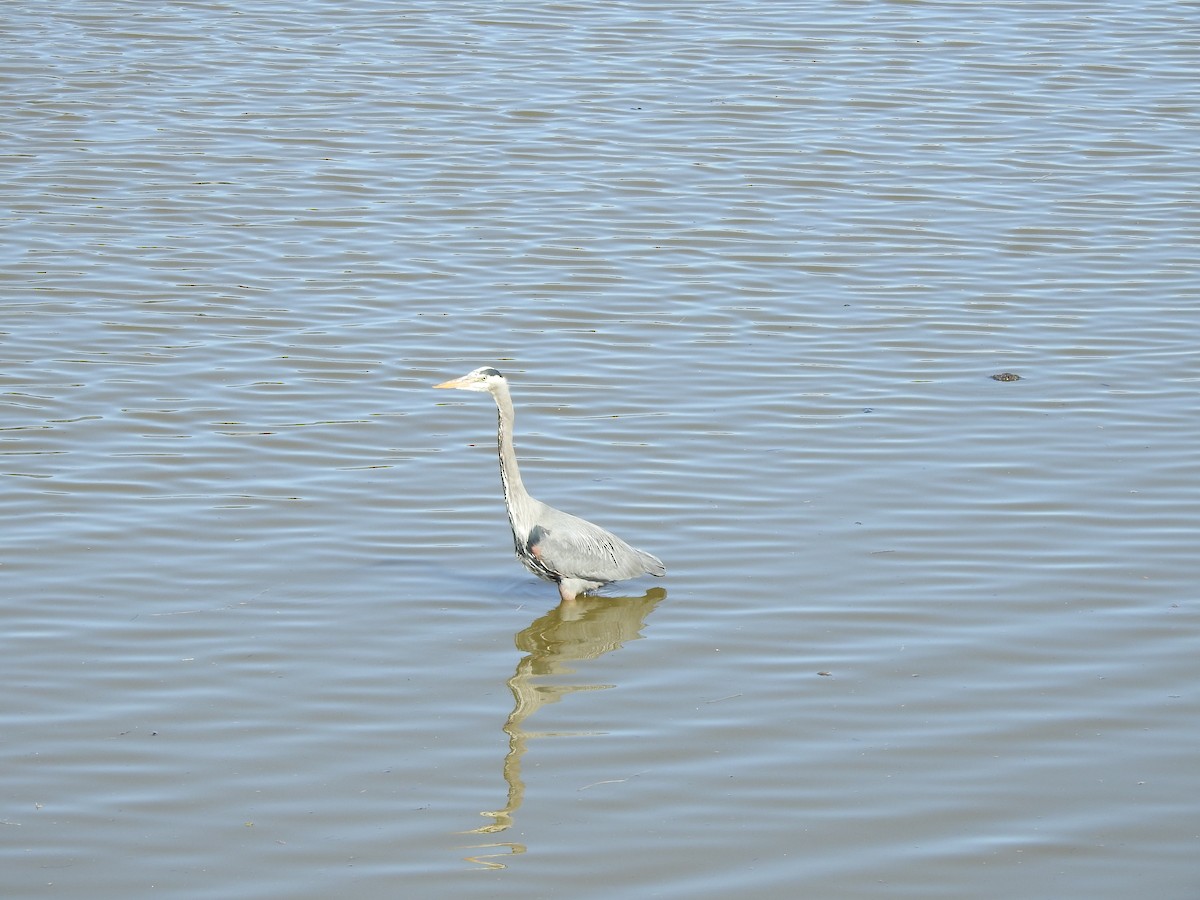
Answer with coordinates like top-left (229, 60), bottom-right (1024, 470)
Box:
top-left (2, 2), bottom-right (1197, 897)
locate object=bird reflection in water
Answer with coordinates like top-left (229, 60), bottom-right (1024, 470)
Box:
top-left (459, 587), bottom-right (665, 869)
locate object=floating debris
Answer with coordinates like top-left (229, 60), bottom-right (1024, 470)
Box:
top-left (991, 372), bottom-right (1021, 382)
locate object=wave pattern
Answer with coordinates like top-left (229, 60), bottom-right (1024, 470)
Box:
top-left (2, 2), bottom-right (1197, 897)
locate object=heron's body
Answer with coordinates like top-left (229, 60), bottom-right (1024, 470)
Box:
top-left (435, 367), bottom-right (665, 602)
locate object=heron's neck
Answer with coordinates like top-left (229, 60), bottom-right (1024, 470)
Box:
top-left (493, 383), bottom-right (531, 509)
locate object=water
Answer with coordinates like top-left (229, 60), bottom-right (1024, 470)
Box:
top-left (2, 2), bottom-right (1197, 897)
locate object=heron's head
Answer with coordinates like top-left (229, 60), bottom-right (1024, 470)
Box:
top-left (433, 366), bottom-right (505, 393)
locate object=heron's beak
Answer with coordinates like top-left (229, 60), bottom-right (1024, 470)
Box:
top-left (433, 377), bottom-right (466, 389)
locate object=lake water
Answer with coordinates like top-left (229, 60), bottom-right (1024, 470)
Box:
top-left (2, 2), bottom-right (1197, 897)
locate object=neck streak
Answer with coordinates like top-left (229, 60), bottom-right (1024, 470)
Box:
top-left (493, 382), bottom-right (531, 521)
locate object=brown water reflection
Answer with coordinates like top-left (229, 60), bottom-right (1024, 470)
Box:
top-left (460, 588), bottom-right (665, 868)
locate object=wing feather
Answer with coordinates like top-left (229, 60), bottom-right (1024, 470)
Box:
top-left (525, 507), bottom-right (663, 584)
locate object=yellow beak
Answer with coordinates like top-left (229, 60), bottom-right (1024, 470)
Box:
top-left (433, 377), bottom-right (466, 389)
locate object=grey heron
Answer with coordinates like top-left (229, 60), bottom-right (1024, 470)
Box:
top-left (434, 367), bottom-right (665, 602)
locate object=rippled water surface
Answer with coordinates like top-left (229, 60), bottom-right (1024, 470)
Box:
top-left (3, 2), bottom-right (1198, 897)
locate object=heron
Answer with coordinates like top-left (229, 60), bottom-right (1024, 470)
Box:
top-left (434, 366), bottom-right (665, 602)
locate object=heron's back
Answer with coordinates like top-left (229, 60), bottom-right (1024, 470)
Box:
top-left (517, 504), bottom-right (664, 585)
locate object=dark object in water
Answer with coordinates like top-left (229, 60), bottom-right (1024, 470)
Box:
top-left (991, 372), bottom-right (1021, 382)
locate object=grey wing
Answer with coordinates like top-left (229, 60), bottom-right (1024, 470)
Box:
top-left (528, 509), bottom-right (664, 583)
